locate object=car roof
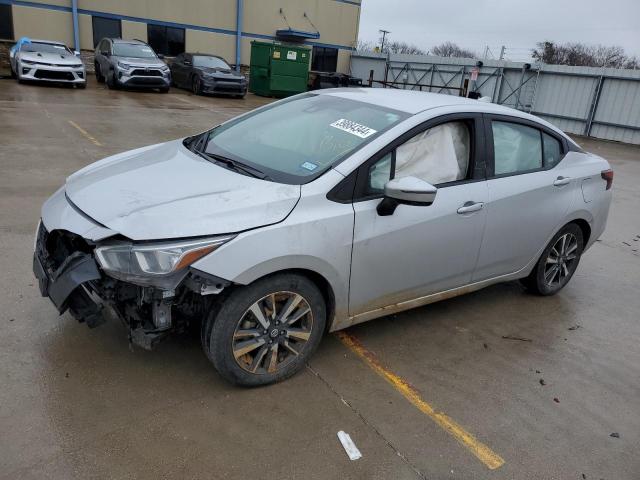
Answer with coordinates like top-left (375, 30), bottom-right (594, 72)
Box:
top-left (318, 88), bottom-right (511, 114)
top-left (316, 88), bottom-right (569, 138)
top-left (111, 38), bottom-right (146, 45)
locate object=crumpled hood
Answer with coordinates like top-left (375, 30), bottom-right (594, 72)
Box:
top-left (20, 51), bottom-right (82, 65)
top-left (65, 140), bottom-right (300, 240)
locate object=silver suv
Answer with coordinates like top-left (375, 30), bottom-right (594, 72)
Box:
top-left (94, 38), bottom-right (171, 92)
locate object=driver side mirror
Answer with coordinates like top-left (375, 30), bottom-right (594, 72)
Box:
top-left (377, 176), bottom-right (437, 216)
top-left (74, 50), bottom-right (81, 56)
top-left (157, 53), bottom-right (165, 60)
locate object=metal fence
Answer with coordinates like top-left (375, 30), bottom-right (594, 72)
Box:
top-left (350, 52), bottom-right (640, 145)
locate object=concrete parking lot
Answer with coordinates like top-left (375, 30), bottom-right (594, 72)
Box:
top-left (1, 77), bottom-right (639, 480)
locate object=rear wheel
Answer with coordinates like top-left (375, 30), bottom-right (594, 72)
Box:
top-left (202, 273), bottom-right (326, 386)
top-left (521, 223), bottom-right (584, 295)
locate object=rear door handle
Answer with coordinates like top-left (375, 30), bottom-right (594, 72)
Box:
top-left (553, 176), bottom-right (571, 187)
top-left (457, 201), bottom-right (484, 214)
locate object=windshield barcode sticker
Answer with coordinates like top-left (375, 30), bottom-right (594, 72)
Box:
top-left (330, 119), bottom-right (377, 138)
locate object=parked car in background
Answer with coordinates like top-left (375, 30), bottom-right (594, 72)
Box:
top-left (94, 38), bottom-right (170, 92)
top-left (10, 37), bottom-right (86, 88)
top-left (170, 53), bottom-right (247, 97)
top-left (33, 89), bottom-right (612, 386)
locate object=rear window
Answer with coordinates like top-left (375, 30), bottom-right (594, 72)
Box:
top-left (203, 94), bottom-right (408, 184)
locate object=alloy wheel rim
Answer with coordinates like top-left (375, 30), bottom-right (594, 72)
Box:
top-left (232, 291), bottom-right (313, 374)
top-left (544, 233), bottom-right (578, 287)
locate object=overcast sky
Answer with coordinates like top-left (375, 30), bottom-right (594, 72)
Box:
top-left (358, 0), bottom-right (640, 61)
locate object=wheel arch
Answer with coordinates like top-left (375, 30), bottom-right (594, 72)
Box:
top-left (569, 218), bottom-right (591, 246)
top-left (232, 267), bottom-right (338, 333)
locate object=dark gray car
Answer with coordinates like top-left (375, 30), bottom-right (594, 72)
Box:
top-left (94, 38), bottom-right (171, 92)
top-left (170, 53), bottom-right (247, 98)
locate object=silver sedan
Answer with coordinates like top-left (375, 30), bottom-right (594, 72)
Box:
top-left (33, 89), bottom-right (612, 386)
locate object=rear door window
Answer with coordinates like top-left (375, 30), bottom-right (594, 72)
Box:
top-left (492, 121), bottom-right (542, 175)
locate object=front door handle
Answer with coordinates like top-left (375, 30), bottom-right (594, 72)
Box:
top-left (457, 201), bottom-right (484, 214)
top-left (553, 176), bottom-right (571, 187)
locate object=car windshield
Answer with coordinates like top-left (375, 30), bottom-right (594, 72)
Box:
top-left (193, 56), bottom-right (230, 69)
top-left (201, 94), bottom-right (408, 184)
top-left (21, 42), bottom-right (72, 54)
top-left (113, 43), bottom-right (157, 58)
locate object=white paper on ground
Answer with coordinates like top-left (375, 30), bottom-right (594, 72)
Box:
top-left (337, 431), bottom-right (362, 460)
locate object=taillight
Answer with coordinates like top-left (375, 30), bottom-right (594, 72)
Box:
top-left (601, 169), bottom-right (613, 190)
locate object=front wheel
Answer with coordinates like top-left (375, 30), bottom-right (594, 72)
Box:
top-left (106, 71), bottom-right (119, 89)
top-left (202, 274), bottom-right (326, 386)
top-left (95, 62), bottom-right (104, 83)
top-left (521, 223), bottom-right (584, 295)
top-left (191, 76), bottom-right (202, 95)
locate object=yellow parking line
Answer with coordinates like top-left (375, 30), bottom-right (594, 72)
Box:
top-left (68, 120), bottom-right (103, 146)
top-left (336, 331), bottom-right (505, 470)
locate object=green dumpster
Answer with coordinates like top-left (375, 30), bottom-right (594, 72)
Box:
top-left (249, 41), bottom-right (311, 98)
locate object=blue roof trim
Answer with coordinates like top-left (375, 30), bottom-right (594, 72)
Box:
top-left (0, 0), bottom-right (356, 51)
top-left (275, 29), bottom-right (320, 40)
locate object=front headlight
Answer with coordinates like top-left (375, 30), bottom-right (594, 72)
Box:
top-left (21, 59), bottom-right (36, 66)
top-left (95, 235), bottom-right (234, 285)
top-left (117, 61), bottom-right (132, 70)
top-left (160, 64), bottom-right (169, 72)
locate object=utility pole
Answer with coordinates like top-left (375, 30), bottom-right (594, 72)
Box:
top-left (499, 45), bottom-right (506, 60)
top-left (379, 29), bottom-right (390, 53)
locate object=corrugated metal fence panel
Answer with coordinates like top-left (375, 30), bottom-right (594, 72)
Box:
top-left (591, 78), bottom-right (640, 144)
top-left (350, 53), bottom-right (640, 145)
top-left (531, 72), bottom-right (597, 135)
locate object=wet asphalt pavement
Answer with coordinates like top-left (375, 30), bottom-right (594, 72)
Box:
top-left (1, 77), bottom-right (639, 479)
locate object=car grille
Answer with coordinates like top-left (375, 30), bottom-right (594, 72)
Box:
top-left (34, 70), bottom-right (75, 81)
top-left (131, 69), bottom-right (163, 77)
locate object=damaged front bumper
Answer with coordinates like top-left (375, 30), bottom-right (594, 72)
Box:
top-left (33, 249), bottom-right (104, 327)
top-left (33, 221), bottom-right (105, 328)
top-left (33, 221), bottom-right (230, 350)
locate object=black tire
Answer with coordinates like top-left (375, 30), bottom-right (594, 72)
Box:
top-left (521, 223), bottom-right (584, 296)
top-left (191, 76), bottom-right (202, 95)
top-left (95, 63), bottom-right (104, 83)
top-left (106, 71), bottom-right (119, 90)
top-left (159, 86), bottom-right (170, 93)
top-left (202, 273), bottom-right (326, 387)
top-left (76, 82), bottom-right (87, 89)
top-left (10, 65), bottom-right (16, 79)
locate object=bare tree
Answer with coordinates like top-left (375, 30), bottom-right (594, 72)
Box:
top-left (431, 42), bottom-right (476, 59)
top-left (532, 41), bottom-right (638, 69)
top-left (356, 39), bottom-right (377, 53)
top-left (385, 41), bottom-right (427, 55)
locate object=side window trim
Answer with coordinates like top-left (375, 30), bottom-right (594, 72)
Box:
top-left (350, 113), bottom-right (485, 203)
top-left (484, 113), bottom-right (567, 179)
